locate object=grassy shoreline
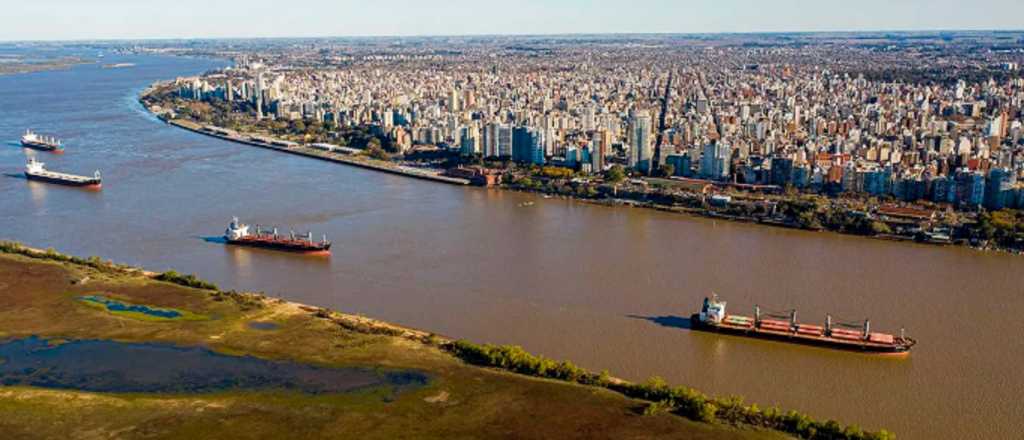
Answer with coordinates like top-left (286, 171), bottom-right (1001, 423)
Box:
top-left (0, 241), bottom-right (892, 439)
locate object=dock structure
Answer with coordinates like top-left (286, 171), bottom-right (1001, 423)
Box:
top-left (169, 119), bottom-right (471, 186)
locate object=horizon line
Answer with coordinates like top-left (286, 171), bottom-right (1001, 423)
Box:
top-left (2, 28), bottom-right (1023, 44)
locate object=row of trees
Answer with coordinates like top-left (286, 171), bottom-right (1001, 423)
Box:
top-left (0, 241), bottom-right (130, 275)
top-left (446, 340), bottom-right (894, 440)
top-left (778, 199), bottom-right (894, 235)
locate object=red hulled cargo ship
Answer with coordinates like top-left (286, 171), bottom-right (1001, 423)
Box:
top-left (691, 295), bottom-right (915, 354)
top-left (224, 217), bottom-right (331, 255)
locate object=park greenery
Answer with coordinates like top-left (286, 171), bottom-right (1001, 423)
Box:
top-left (146, 88), bottom-right (395, 152)
top-left (975, 209), bottom-right (1024, 247)
top-left (446, 340), bottom-right (895, 440)
top-left (604, 164), bottom-right (627, 184)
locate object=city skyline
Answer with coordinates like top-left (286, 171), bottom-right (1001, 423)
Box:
top-left (3, 0), bottom-right (1024, 42)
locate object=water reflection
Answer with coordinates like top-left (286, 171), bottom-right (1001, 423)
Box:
top-left (26, 180), bottom-right (47, 206)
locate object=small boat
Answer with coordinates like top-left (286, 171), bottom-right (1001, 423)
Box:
top-left (21, 130), bottom-right (64, 153)
top-left (24, 158), bottom-right (101, 188)
top-left (690, 295), bottom-right (915, 354)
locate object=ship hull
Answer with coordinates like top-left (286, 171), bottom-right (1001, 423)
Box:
top-left (690, 314), bottom-right (913, 354)
top-left (21, 140), bottom-right (64, 153)
top-left (225, 238), bottom-right (331, 255)
top-left (25, 172), bottom-right (101, 188)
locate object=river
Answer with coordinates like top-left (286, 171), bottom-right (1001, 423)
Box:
top-left (0, 48), bottom-right (1020, 440)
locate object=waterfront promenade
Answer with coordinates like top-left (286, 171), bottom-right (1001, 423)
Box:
top-left (164, 119), bottom-right (471, 186)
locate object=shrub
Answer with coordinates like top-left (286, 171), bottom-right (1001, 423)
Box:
top-left (0, 241), bottom-right (129, 274)
top-left (155, 270), bottom-right (218, 290)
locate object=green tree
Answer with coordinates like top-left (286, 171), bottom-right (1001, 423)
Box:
top-left (605, 165), bottom-right (627, 184)
top-left (366, 144), bottom-right (390, 161)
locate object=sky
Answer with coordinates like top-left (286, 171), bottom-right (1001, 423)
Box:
top-left (3, 0), bottom-right (1024, 41)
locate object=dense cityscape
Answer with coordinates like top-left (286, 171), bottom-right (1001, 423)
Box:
top-left (151, 33), bottom-right (1024, 250)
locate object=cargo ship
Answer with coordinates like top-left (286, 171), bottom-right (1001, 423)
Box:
top-left (21, 130), bottom-right (64, 153)
top-left (691, 295), bottom-right (915, 354)
top-left (224, 217), bottom-right (331, 255)
top-left (24, 159), bottom-right (102, 188)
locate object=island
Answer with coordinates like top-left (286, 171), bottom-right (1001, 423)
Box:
top-left (0, 242), bottom-right (892, 440)
top-left (0, 56), bottom-right (91, 75)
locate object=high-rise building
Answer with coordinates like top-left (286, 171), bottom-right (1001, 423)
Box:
top-left (665, 154), bottom-right (690, 177)
top-left (483, 123), bottom-right (500, 158)
top-left (512, 126), bottom-right (532, 164)
top-left (628, 109), bottom-right (653, 174)
top-left (770, 157), bottom-right (795, 187)
top-left (700, 142), bottom-right (732, 180)
top-left (985, 168), bottom-right (1015, 210)
top-left (956, 169), bottom-right (986, 208)
top-left (448, 89), bottom-right (461, 112)
top-left (460, 126), bottom-right (479, 156)
top-left (512, 126), bottom-right (545, 165)
top-left (255, 72), bottom-right (265, 120)
top-left (590, 136), bottom-right (606, 173)
top-left (565, 146), bottom-right (578, 168)
top-left (497, 124), bottom-right (513, 158)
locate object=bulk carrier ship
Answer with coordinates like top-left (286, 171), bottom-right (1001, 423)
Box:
top-left (691, 295), bottom-right (915, 354)
top-left (24, 159), bottom-right (102, 188)
top-left (21, 130), bottom-right (65, 153)
top-left (224, 217), bottom-right (331, 255)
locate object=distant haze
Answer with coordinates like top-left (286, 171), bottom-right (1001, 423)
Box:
top-left (3, 0), bottom-right (1024, 41)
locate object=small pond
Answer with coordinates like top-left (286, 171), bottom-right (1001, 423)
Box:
top-left (247, 321), bottom-right (279, 331)
top-left (79, 295), bottom-right (193, 320)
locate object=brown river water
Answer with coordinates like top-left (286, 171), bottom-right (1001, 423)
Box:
top-left (0, 50), bottom-right (1021, 439)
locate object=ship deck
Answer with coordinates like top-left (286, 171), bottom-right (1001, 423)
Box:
top-left (22, 141), bottom-right (62, 150)
top-left (231, 235), bottom-right (330, 250)
top-left (699, 315), bottom-right (914, 352)
top-left (26, 170), bottom-right (97, 183)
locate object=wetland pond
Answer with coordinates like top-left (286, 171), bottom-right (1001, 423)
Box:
top-left (0, 336), bottom-right (428, 394)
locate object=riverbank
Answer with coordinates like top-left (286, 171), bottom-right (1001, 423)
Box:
top-left (0, 242), bottom-right (895, 439)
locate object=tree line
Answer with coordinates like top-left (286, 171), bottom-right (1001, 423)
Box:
top-left (445, 340), bottom-right (895, 440)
